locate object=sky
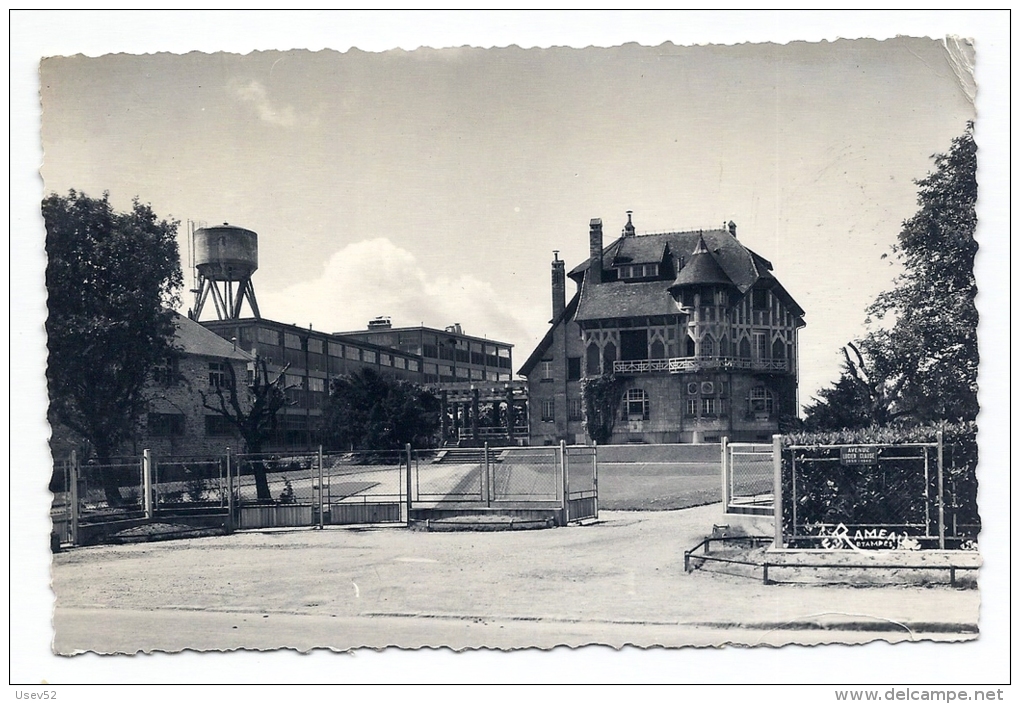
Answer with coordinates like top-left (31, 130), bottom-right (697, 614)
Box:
top-left (12, 11), bottom-right (1011, 686)
top-left (38, 35), bottom-right (976, 409)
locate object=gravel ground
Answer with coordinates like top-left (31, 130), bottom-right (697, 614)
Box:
top-left (51, 504), bottom-right (980, 653)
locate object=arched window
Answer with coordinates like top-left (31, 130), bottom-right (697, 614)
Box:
top-left (602, 341), bottom-right (617, 373)
top-left (624, 388), bottom-right (650, 421)
top-left (772, 338), bottom-right (786, 360)
top-left (586, 343), bottom-right (601, 376)
top-left (650, 339), bottom-right (665, 359)
top-left (701, 336), bottom-right (714, 357)
top-left (685, 335), bottom-right (696, 357)
top-left (739, 337), bottom-right (751, 359)
top-left (718, 335), bottom-right (729, 358)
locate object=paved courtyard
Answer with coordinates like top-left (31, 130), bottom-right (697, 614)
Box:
top-left (51, 504), bottom-right (979, 653)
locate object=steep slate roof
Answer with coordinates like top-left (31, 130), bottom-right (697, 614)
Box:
top-left (669, 235), bottom-right (735, 289)
top-left (607, 237), bottom-right (668, 267)
top-left (518, 292), bottom-right (580, 377)
top-left (174, 312), bottom-right (253, 362)
top-left (570, 227), bottom-right (804, 322)
top-left (574, 279), bottom-right (681, 323)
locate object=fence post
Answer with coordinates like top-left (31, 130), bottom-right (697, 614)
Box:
top-left (592, 442), bottom-right (599, 520)
top-left (560, 440), bottom-right (569, 525)
top-left (405, 443), bottom-right (413, 527)
top-left (720, 437), bottom-right (730, 513)
top-left (318, 445), bottom-right (325, 530)
top-left (225, 448), bottom-right (234, 532)
top-left (483, 442), bottom-right (491, 506)
top-left (142, 449), bottom-right (153, 520)
top-left (69, 450), bottom-right (79, 547)
top-left (937, 429), bottom-right (946, 550)
top-left (772, 434), bottom-right (783, 547)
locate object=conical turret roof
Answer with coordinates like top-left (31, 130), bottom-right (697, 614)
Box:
top-left (668, 235), bottom-right (736, 290)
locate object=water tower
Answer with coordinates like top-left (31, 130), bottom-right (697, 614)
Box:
top-left (188, 223), bottom-right (262, 321)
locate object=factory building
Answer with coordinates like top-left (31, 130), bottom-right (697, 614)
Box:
top-left (186, 223), bottom-right (521, 449)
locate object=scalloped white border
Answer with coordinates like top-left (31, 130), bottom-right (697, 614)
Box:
top-left (11, 10), bottom-right (1011, 688)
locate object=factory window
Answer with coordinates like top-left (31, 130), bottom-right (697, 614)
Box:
top-left (307, 377), bottom-right (325, 393)
top-left (540, 360), bottom-right (554, 381)
top-left (567, 357), bottom-right (581, 382)
top-left (257, 327), bottom-right (280, 346)
top-left (487, 371), bottom-right (499, 381)
top-left (148, 413), bottom-right (184, 437)
top-left (284, 332), bottom-right (302, 350)
top-left (624, 388), bottom-right (650, 421)
top-left (307, 338), bottom-right (323, 354)
top-left (327, 341), bottom-right (344, 357)
top-left (346, 346), bottom-right (360, 361)
top-left (364, 350), bottom-right (377, 364)
top-left (394, 357), bottom-right (406, 369)
top-left (208, 362), bottom-right (227, 389)
top-left (456, 367), bottom-right (468, 378)
top-left (568, 399), bottom-right (583, 422)
top-left (407, 359), bottom-right (418, 372)
top-left (380, 354), bottom-right (391, 367)
top-left (541, 399), bottom-right (555, 422)
top-left (204, 415), bottom-right (234, 437)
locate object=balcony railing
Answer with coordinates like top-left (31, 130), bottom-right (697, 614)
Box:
top-left (613, 357), bottom-right (789, 375)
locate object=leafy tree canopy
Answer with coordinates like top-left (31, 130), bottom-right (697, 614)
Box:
top-left (805, 126), bottom-right (978, 430)
top-left (320, 368), bottom-right (440, 451)
top-left (45, 191), bottom-right (183, 480)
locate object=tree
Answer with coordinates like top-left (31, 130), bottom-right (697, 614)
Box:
top-left (200, 357), bottom-right (294, 500)
top-left (803, 343), bottom-right (898, 431)
top-left (804, 126), bottom-right (978, 430)
top-left (863, 125), bottom-right (979, 424)
top-left (320, 368), bottom-right (440, 451)
top-left (44, 190), bottom-right (182, 505)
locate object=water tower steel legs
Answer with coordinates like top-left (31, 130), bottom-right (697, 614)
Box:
top-left (192, 274), bottom-right (261, 321)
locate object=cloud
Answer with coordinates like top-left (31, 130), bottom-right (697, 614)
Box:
top-left (233, 79), bottom-right (298, 127)
top-left (261, 238), bottom-right (539, 357)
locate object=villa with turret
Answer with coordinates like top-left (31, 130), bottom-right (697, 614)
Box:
top-left (520, 213), bottom-right (805, 445)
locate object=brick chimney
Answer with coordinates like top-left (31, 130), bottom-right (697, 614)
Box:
top-left (551, 251), bottom-right (566, 319)
top-left (589, 218), bottom-right (603, 285)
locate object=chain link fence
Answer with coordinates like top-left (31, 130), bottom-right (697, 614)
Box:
top-left (152, 456), bottom-right (228, 510)
top-left (724, 441), bottom-right (775, 515)
top-left (411, 448), bottom-right (485, 503)
top-left (491, 447), bottom-right (559, 502)
top-left (323, 450), bottom-right (406, 525)
top-left (781, 440), bottom-right (976, 550)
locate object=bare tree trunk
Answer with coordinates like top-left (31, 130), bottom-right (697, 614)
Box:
top-left (253, 459), bottom-right (272, 502)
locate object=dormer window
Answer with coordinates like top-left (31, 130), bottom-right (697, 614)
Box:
top-left (617, 263), bottom-right (659, 280)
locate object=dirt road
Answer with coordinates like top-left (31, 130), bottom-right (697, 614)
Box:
top-left (51, 505), bottom-right (978, 653)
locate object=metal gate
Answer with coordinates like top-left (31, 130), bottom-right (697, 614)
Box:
top-left (564, 445), bottom-right (598, 522)
top-left (410, 443), bottom-right (598, 523)
top-left (722, 438), bottom-right (776, 516)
